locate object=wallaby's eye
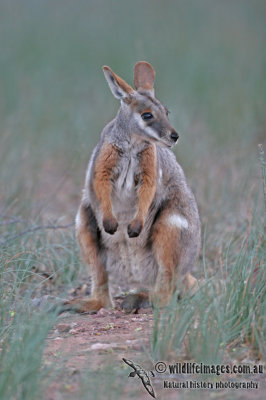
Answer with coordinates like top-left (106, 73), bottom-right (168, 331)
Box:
top-left (141, 112), bottom-right (153, 121)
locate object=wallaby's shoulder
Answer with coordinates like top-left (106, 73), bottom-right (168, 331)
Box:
top-left (89, 119), bottom-right (119, 167)
top-left (156, 146), bottom-right (186, 180)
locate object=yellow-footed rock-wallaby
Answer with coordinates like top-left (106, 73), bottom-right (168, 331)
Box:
top-left (66, 62), bottom-right (201, 313)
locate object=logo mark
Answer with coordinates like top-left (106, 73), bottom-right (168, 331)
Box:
top-left (122, 358), bottom-right (156, 398)
top-left (154, 361), bottom-right (167, 374)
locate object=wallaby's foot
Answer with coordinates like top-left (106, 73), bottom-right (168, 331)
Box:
top-left (63, 297), bottom-right (113, 314)
top-left (183, 273), bottom-right (199, 295)
top-left (103, 216), bottom-right (118, 235)
top-left (121, 291), bottom-right (150, 313)
top-left (127, 218), bottom-right (143, 238)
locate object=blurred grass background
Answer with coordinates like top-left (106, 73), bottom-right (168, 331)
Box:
top-left (1, 0), bottom-right (265, 218)
top-left (0, 0), bottom-right (265, 399)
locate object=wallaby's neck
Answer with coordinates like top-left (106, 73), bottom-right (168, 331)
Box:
top-left (116, 103), bottom-right (131, 124)
top-left (113, 105), bottom-right (131, 140)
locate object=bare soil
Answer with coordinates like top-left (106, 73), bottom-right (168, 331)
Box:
top-left (44, 304), bottom-right (157, 400)
top-left (43, 302), bottom-right (264, 400)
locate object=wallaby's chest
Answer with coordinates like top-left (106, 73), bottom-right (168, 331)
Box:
top-left (112, 142), bottom-right (145, 199)
top-left (114, 154), bottom-right (140, 196)
top-left (110, 141), bottom-right (147, 221)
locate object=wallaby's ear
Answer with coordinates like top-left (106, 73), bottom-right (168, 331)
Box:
top-left (134, 61), bottom-right (155, 93)
top-left (102, 66), bottom-right (134, 102)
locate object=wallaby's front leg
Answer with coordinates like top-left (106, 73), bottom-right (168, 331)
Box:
top-left (128, 144), bottom-right (157, 238)
top-left (94, 142), bottom-right (119, 234)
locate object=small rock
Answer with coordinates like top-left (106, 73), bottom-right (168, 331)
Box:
top-left (68, 368), bottom-right (80, 376)
top-left (114, 311), bottom-right (124, 318)
top-left (69, 329), bottom-right (78, 335)
top-left (88, 342), bottom-right (127, 351)
top-left (125, 339), bottom-right (139, 345)
top-left (57, 323), bottom-right (71, 333)
top-left (97, 308), bottom-right (112, 316)
top-left (90, 343), bottom-right (115, 350)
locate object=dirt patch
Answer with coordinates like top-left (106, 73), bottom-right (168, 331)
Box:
top-left (44, 306), bottom-right (157, 400)
top-left (45, 308), bottom-right (153, 367)
top-left (43, 304), bottom-right (265, 400)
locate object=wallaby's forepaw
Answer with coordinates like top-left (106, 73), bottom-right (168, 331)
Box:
top-left (103, 216), bottom-right (118, 235)
top-left (127, 219), bottom-right (143, 238)
top-left (62, 297), bottom-right (111, 314)
top-left (121, 292), bottom-right (150, 313)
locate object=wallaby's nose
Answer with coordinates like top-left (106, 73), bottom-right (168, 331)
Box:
top-left (170, 131), bottom-right (179, 142)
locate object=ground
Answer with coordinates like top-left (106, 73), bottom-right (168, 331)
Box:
top-left (44, 306), bottom-right (154, 400)
top-left (41, 294), bottom-right (265, 400)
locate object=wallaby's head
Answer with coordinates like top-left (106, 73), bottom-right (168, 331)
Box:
top-left (102, 62), bottom-right (179, 148)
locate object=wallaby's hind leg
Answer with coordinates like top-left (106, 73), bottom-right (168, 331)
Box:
top-left (65, 204), bottom-right (113, 313)
top-left (151, 207), bottom-right (196, 307)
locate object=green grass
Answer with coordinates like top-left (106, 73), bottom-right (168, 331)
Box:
top-left (0, 224), bottom-right (81, 399)
top-left (151, 221), bottom-right (265, 363)
top-left (0, 306), bottom-right (56, 400)
top-left (0, 0), bottom-right (265, 399)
